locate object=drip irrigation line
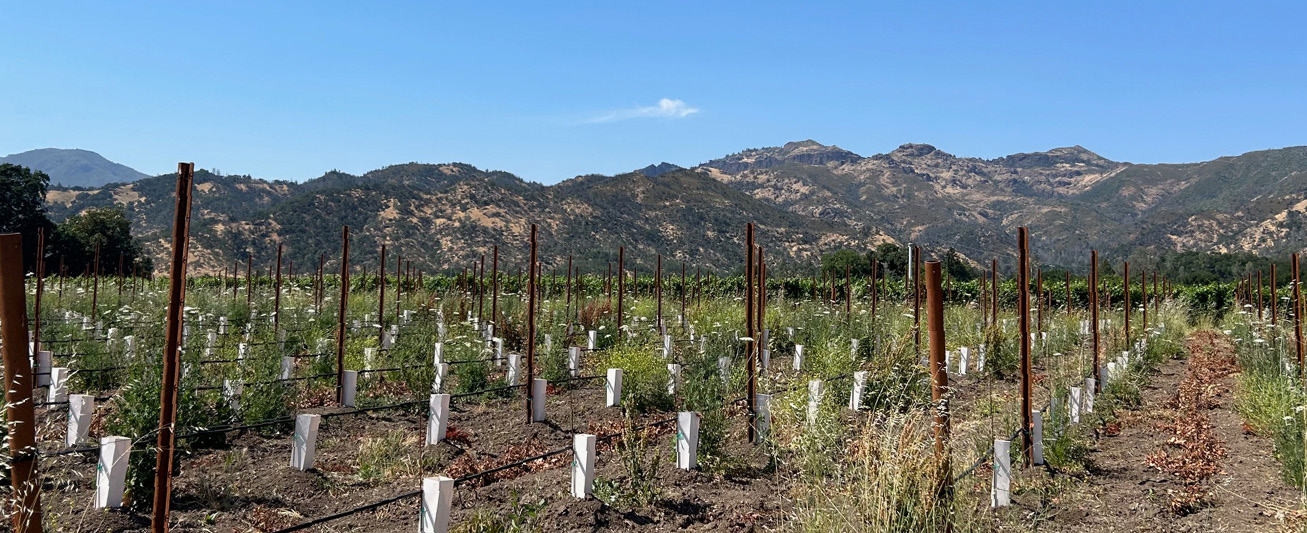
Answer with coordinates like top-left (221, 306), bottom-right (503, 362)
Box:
top-left (192, 373), bottom-right (338, 391)
top-left (41, 337), bottom-right (107, 344)
top-left (449, 383), bottom-right (525, 400)
top-left (445, 356), bottom-right (498, 365)
top-left (270, 411), bottom-right (679, 531)
top-left (270, 490), bottom-right (423, 532)
top-left (33, 395), bottom-right (113, 407)
top-left (356, 364), bottom-right (424, 375)
top-left (550, 374), bottom-right (604, 385)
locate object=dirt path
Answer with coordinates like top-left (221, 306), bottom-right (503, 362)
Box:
top-left (1042, 330), bottom-right (1301, 532)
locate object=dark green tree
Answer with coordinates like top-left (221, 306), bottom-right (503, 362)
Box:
top-left (53, 207), bottom-right (152, 276)
top-left (822, 248), bottom-right (871, 277)
top-left (942, 248), bottom-right (977, 281)
top-left (870, 243), bottom-right (908, 280)
top-left (0, 163), bottom-right (57, 271)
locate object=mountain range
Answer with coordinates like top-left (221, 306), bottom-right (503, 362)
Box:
top-left (3, 148), bottom-right (149, 188)
top-left (35, 141), bottom-right (1307, 275)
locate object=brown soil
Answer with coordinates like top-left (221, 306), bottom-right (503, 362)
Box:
top-left (1041, 330), bottom-right (1302, 532)
top-left (41, 385), bottom-right (789, 532)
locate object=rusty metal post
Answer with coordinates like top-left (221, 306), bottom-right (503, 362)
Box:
top-left (1017, 228), bottom-right (1033, 465)
top-left (335, 227), bottom-right (350, 403)
top-left (525, 225), bottom-right (538, 424)
top-left (377, 245), bottom-right (386, 346)
top-left (566, 254), bottom-right (573, 310)
top-left (656, 254), bottom-right (663, 330)
top-left (1036, 268), bottom-right (1043, 334)
top-left (32, 228), bottom-right (45, 354)
top-left (90, 240), bottom-right (99, 316)
top-left (273, 243), bottom-right (283, 328)
top-left (1153, 271), bottom-right (1159, 316)
top-left (925, 259), bottom-right (952, 503)
top-left (745, 223), bottom-right (756, 443)
top-left (317, 253), bottom-right (325, 313)
top-left (1294, 253), bottom-right (1303, 377)
top-left (477, 255), bottom-right (485, 325)
top-left (246, 252), bottom-right (252, 307)
top-left (617, 247), bottom-right (624, 331)
top-left (681, 262), bottom-right (687, 327)
top-left (759, 247), bottom-right (767, 330)
top-left (1141, 270), bottom-right (1148, 334)
top-left (1, 233), bottom-right (43, 533)
top-left (491, 245), bottom-right (499, 335)
top-left (1066, 270), bottom-right (1072, 318)
top-left (1258, 270), bottom-right (1264, 322)
top-left (845, 263), bottom-right (852, 317)
top-left (991, 259), bottom-right (998, 328)
top-left (1091, 250), bottom-right (1101, 393)
top-left (913, 246), bottom-right (921, 349)
top-left (1123, 261), bottom-right (1130, 349)
top-left (1272, 263), bottom-right (1278, 326)
top-left (150, 163), bottom-right (195, 533)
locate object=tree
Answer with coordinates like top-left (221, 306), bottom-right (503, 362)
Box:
top-left (942, 248), bottom-right (977, 281)
top-left (871, 243), bottom-right (908, 280)
top-left (53, 208), bottom-right (152, 276)
top-left (822, 248), bottom-right (870, 277)
top-left (0, 163), bottom-right (56, 272)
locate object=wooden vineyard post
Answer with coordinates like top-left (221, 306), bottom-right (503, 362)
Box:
top-left (335, 227), bottom-right (351, 403)
top-left (924, 259), bottom-right (952, 507)
top-left (981, 267), bottom-right (988, 327)
top-left (273, 243), bottom-right (283, 328)
top-left (1017, 227), bottom-right (1033, 466)
top-left (566, 254), bottom-right (573, 311)
top-left (617, 247), bottom-right (625, 333)
top-left (745, 223), bottom-right (756, 443)
top-left (92, 241), bottom-right (100, 318)
top-left (525, 225), bottom-right (538, 424)
top-left (395, 254), bottom-right (402, 320)
top-left (1091, 250), bottom-right (1101, 393)
top-left (1, 233), bottom-right (43, 533)
top-left (151, 163), bottom-right (195, 533)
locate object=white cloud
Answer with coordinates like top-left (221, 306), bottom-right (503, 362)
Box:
top-left (585, 98), bottom-right (700, 123)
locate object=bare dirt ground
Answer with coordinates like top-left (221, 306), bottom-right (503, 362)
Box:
top-left (41, 384), bottom-right (790, 532)
top-left (1040, 330), bottom-right (1302, 532)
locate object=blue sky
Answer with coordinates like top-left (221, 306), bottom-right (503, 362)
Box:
top-left (3, 2), bottom-right (1305, 183)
